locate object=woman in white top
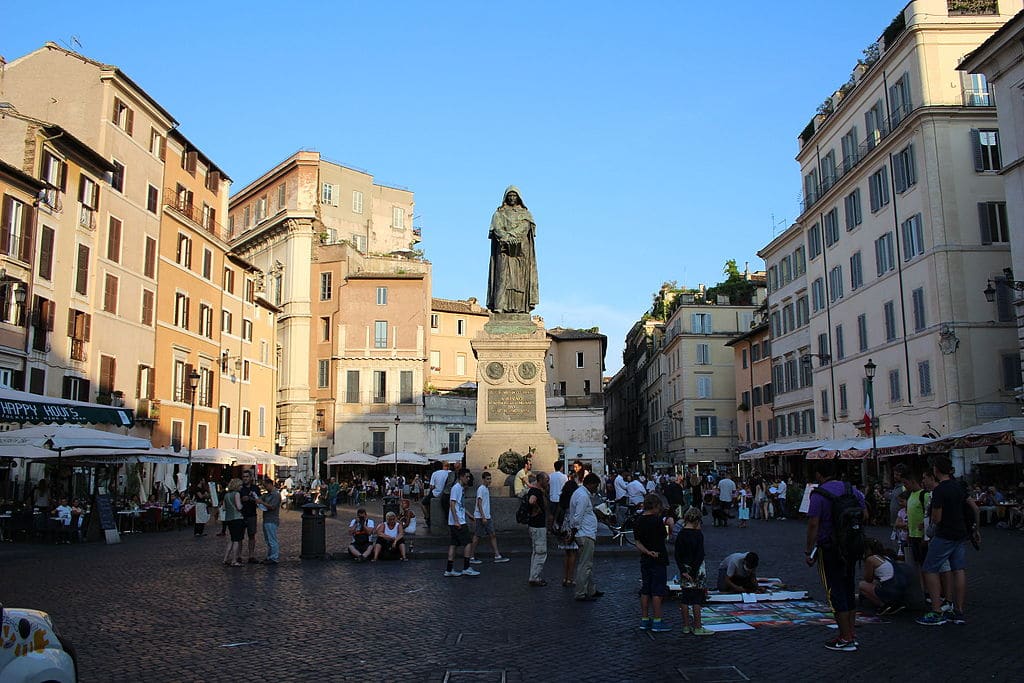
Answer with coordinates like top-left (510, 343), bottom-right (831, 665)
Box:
top-left (372, 511), bottom-right (407, 561)
top-left (859, 538), bottom-right (909, 612)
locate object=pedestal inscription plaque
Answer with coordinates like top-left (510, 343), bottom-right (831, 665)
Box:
top-left (487, 389), bottom-right (536, 422)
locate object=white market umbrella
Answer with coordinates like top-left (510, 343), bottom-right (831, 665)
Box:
top-left (377, 452), bottom-right (429, 466)
top-left (0, 444), bottom-right (66, 460)
top-left (430, 452), bottom-right (464, 464)
top-left (0, 424), bottom-right (150, 451)
top-left (189, 448), bottom-right (240, 465)
top-left (922, 417), bottom-right (1024, 453)
top-left (325, 451), bottom-right (378, 466)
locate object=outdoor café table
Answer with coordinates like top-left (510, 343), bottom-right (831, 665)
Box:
top-left (118, 510), bottom-right (138, 534)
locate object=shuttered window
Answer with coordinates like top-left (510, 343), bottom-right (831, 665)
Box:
top-left (75, 244), bottom-right (90, 295)
top-left (38, 226), bottom-right (55, 280)
top-left (107, 217), bottom-right (122, 262)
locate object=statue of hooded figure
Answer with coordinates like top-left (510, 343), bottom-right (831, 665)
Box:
top-left (487, 185), bottom-right (539, 314)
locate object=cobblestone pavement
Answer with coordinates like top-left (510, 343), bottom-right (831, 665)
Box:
top-left (3, 508), bottom-right (1021, 682)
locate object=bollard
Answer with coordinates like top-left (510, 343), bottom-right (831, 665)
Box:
top-left (300, 502), bottom-right (327, 559)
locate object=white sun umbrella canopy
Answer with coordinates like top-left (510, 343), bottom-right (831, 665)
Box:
top-left (189, 448), bottom-right (240, 465)
top-left (379, 452), bottom-right (430, 466)
top-left (431, 452), bottom-right (464, 464)
top-left (325, 451), bottom-right (378, 466)
top-left (0, 424), bottom-right (150, 451)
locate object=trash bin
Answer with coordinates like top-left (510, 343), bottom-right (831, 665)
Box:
top-left (300, 502), bottom-right (327, 559)
top-left (382, 496), bottom-right (400, 518)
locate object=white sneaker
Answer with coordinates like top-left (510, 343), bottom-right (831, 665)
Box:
top-left (494, 556), bottom-right (510, 563)
top-left (444, 570), bottom-right (462, 577)
top-left (469, 557), bottom-right (483, 565)
top-left (462, 567), bottom-right (481, 576)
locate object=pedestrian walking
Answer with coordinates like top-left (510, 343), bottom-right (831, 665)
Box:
top-left (445, 468), bottom-right (479, 577)
top-left (525, 471), bottom-right (549, 586)
top-left (570, 473), bottom-right (603, 600)
top-left (239, 470), bottom-right (262, 564)
top-left (260, 478), bottom-right (281, 564)
top-left (470, 471), bottom-right (509, 564)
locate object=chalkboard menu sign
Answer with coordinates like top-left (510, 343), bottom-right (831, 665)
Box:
top-left (94, 494), bottom-right (116, 531)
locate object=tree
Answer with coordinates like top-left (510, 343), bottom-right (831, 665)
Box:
top-left (705, 260), bottom-right (756, 306)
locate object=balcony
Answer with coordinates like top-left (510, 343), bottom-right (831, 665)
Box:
top-left (78, 206), bottom-right (96, 230)
top-left (962, 88), bottom-right (994, 107)
top-left (39, 187), bottom-right (63, 213)
top-left (70, 339), bottom-right (87, 362)
top-left (164, 190), bottom-right (231, 241)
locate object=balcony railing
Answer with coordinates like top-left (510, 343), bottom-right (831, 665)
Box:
top-left (962, 88), bottom-right (994, 107)
top-left (39, 187), bottom-right (63, 213)
top-left (70, 339), bottom-right (87, 362)
top-left (78, 206), bottom-right (96, 230)
top-left (164, 190), bottom-right (231, 241)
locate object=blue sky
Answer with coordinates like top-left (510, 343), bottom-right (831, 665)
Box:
top-left (1, 1), bottom-right (905, 372)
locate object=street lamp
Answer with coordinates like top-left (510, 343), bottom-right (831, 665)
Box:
top-left (393, 414), bottom-right (401, 478)
top-left (186, 370), bottom-right (201, 483)
top-left (984, 268), bottom-right (1024, 303)
top-left (864, 358), bottom-right (878, 463)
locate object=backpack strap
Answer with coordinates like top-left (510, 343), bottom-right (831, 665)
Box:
top-left (811, 485), bottom-right (837, 502)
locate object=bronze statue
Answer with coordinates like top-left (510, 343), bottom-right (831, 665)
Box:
top-left (487, 186), bottom-right (539, 313)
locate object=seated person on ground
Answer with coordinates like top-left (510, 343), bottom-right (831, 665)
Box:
top-left (859, 538), bottom-right (910, 612)
top-left (716, 551), bottom-right (760, 593)
top-left (348, 508), bottom-right (375, 561)
top-left (372, 511), bottom-right (407, 561)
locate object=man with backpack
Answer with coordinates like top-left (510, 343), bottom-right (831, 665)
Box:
top-left (522, 472), bottom-right (549, 586)
top-left (805, 459), bottom-right (867, 652)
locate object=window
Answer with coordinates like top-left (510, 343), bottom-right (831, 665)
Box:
top-left (889, 72), bottom-right (912, 126)
top-left (75, 244), bottom-right (90, 295)
top-left (576, 351), bottom-right (585, 368)
top-left (244, 279), bottom-right (255, 303)
top-left (221, 309), bottom-right (232, 334)
top-left (170, 421), bottom-right (183, 451)
top-left (893, 144), bottom-right (917, 193)
top-left (696, 375), bottom-right (712, 399)
top-left (243, 206), bottom-right (250, 227)
top-left (839, 383), bottom-right (848, 414)
top-left (868, 166), bottom-right (890, 212)
top-left (858, 314), bottom-right (868, 352)
top-left (918, 361), bottom-right (932, 396)
top-left (796, 296), bottom-right (809, 327)
top-left (1003, 354), bottom-right (1023, 390)
top-left (694, 416), bottom-right (718, 436)
top-left (197, 304), bottom-right (213, 338)
top-left (865, 98), bottom-right (887, 149)
top-left (371, 431), bottom-right (386, 456)
top-left (242, 319), bottom-right (253, 342)
top-left (146, 185), bottom-right (159, 213)
top-left (321, 183), bottom-right (336, 205)
top-left (767, 266), bottom-right (778, 292)
top-left (807, 223), bottom-right (822, 259)
top-left (181, 149), bottom-right (198, 176)
top-left (352, 234), bottom-right (367, 252)
top-left (803, 169), bottom-right (819, 207)
top-left (817, 333), bottom-right (830, 365)
top-left (1, 195), bottom-right (29, 263)
top-left (752, 385), bottom-right (763, 407)
top-left (374, 321), bottom-right (388, 348)
top-left (978, 202), bottom-right (1009, 243)
top-left (742, 348), bottom-right (748, 369)
top-left (793, 246), bottom-right (806, 275)
top-left (112, 98), bottom-right (134, 135)
top-left (375, 287), bottom-right (388, 306)
top-left (392, 206), bottom-right (405, 229)
top-left (456, 354), bottom-right (467, 376)
top-left (175, 184), bottom-right (193, 213)
top-left (38, 226), bottom-right (55, 281)
top-left (457, 319), bottom-right (466, 336)
top-left (901, 214), bottom-right (925, 260)
top-left (820, 389), bottom-right (829, 417)
top-left (691, 313), bottom-right (712, 334)
top-left (430, 313), bottom-right (439, 329)
top-left (889, 369), bottom-right (901, 403)
top-left (110, 160), bottom-right (125, 193)
top-left (277, 183), bottom-right (286, 210)
top-left (174, 293), bottom-right (190, 329)
top-left (139, 289), bottom-right (154, 327)
top-left (875, 233), bottom-right (895, 276)
top-left (782, 303), bottom-right (794, 333)
top-left (850, 251), bottom-right (864, 290)
top-left (320, 272), bottom-right (332, 301)
top-left (841, 126), bottom-right (859, 170)
top-left (584, 379), bottom-right (592, 395)
top-left (205, 170), bottom-right (220, 193)
top-left (430, 350), bottom-right (441, 371)
top-left (320, 317), bottom-right (331, 342)
top-left (223, 268), bottom-right (235, 294)
top-left (176, 234), bottom-right (192, 268)
top-left (844, 189), bottom-right (862, 230)
top-left (77, 174), bottom-right (98, 229)
top-left (346, 370), bottom-right (360, 403)
top-left (835, 325), bottom-right (845, 360)
top-left (202, 248), bottom-right (212, 279)
top-left (400, 370), bottom-right (414, 404)
top-left (972, 129), bottom-right (1001, 171)
top-left (820, 150), bottom-right (837, 191)
top-left (218, 405), bottom-right (231, 434)
top-left (884, 301), bottom-right (897, 341)
top-left (912, 288), bottom-right (926, 332)
top-left (149, 129), bottom-right (165, 158)
top-left (770, 311), bottom-right (781, 338)
top-left (373, 370), bottom-right (387, 403)
top-left (828, 266), bottom-right (843, 302)
top-left (198, 367), bottom-right (213, 407)
top-left (317, 359), bottom-right (330, 388)
top-left (811, 278), bottom-right (825, 312)
top-left (696, 343), bottom-right (710, 365)
top-left (144, 237), bottom-right (157, 278)
top-left (823, 208), bottom-right (839, 247)
top-left (255, 195), bottom-right (267, 221)
top-left (352, 190), bottom-right (364, 214)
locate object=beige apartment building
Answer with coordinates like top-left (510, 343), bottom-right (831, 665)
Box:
top-left (790, 0), bottom-right (1020, 468)
top-left (428, 297), bottom-right (488, 391)
top-left (725, 321), bottom-right (773, 448)
top-left (959, 11), bottom-right (1024, 392)
top-left (662, 287), bottom-right (766, 468)
top-left (545, 327), bottom-right (608, 470)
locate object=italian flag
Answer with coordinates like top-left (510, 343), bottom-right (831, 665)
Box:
top-left (864, 384), bottom-right (874, 436)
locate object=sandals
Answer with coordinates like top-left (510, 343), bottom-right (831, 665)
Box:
top-left (562, 579), bottom-right (576, 587)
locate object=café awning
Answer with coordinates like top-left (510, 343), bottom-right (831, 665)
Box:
top-left (0, 387), bottom-right (135, 427)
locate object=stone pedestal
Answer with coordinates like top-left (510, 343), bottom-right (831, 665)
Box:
top-left (465, 314), bottom-right (558, 483)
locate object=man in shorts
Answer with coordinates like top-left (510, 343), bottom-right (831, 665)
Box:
top-left (634, 494), bottom-right (671, 632)
top-left (469, 471), bottom-right (509, 564)
top-left (239, 470), bottom-right (262, 563)
top-left (444, 468), bottom-right (479, 577)
top-left (347, 507), bottom-right (375, 561)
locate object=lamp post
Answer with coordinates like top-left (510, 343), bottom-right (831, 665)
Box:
top-left (186, 370), bottom-right (201, 483)
top-left (864, 359), bottom-right (878, 476)
top-left (393, 414), bottom-right (401, 478)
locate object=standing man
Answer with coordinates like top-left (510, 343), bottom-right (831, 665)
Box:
top-left (260, 478), bottom-right (281, 565)
top-left (663, 475), bottom-right (685, 520)
top-left (688, 468), bottom-right (703, 512)
top-left (776, 476), bottom-right (788, 520)
top-left (613, 470), bottom-right (629, 527)
top-left (805, 460), bottom-right (866, 652)
top-left (548, 461), bottom-right (568, 519)
top-left (424, 461), bottom-right (451, 530)
top-left (571, 472), bottom-right (604, 601)
top-left (239, 470), bottom-right (262, 564)
top-left (514, 458), bottom-right (533, 496)
top-left (917, 455), bottom-right (979, 626)
top-left (470, 471), bottom-right (510, 564)
top-left (626, 473), bottom-right (646, 508)
top-left (525, 472), bottom-right (549, 586)
top-left (327, 477), bottom-right (340, 518)
top-left (445, 468), bottom-right (480, 578)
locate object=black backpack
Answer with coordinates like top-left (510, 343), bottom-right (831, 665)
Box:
top-left (812, 482), bottom-right (866, 564)
top-left (516, 490), bottom-right (534, 524)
